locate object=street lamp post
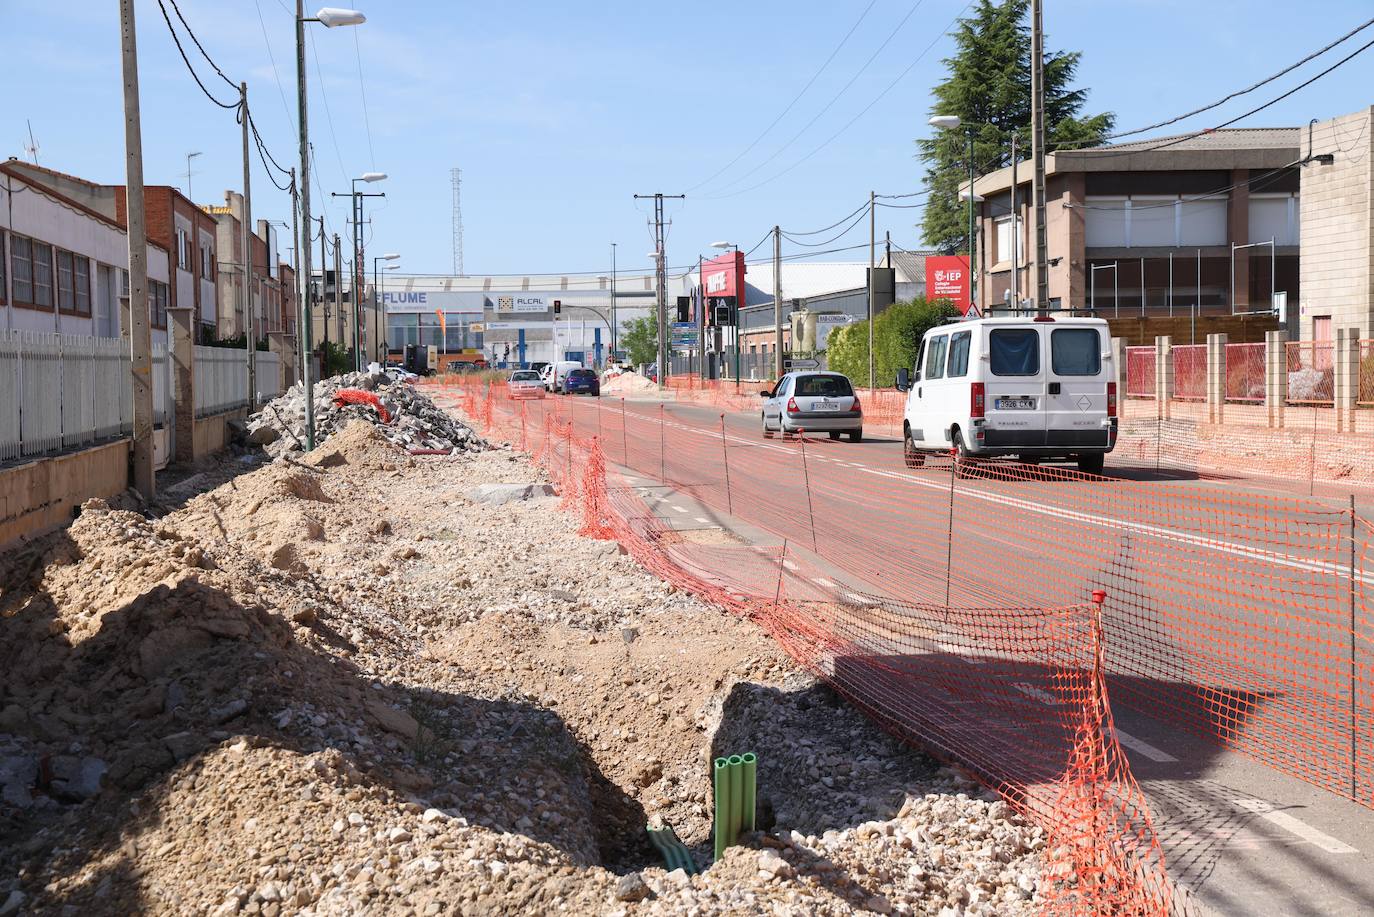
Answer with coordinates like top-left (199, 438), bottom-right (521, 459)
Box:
top-left (373, 252), bottom-right (399, 365)
top-left (296, 3), bottom-right (366, 450)
top-left (930, 115), bottom-right (980, 310)
top-left (333, 171), bottom-right (385, 371)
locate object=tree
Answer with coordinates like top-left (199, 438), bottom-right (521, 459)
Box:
top-left (918, 0), bottom-right (1114, 255)
top-left (620, 317), bottom-right (658, 367)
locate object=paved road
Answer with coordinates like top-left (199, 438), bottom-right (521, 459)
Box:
top-left (479, 389), bottom-right (1374, 915)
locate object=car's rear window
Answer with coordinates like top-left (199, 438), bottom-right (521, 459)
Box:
top-left (989, 329), bottom-right (1040, 376)
top-left (568, 369), bottom-right (595, 379)
top-left (794, 375), bottom-right (853, 396)
top-left (1051, 328), bottom-right (1101, 376)
top-left (511, 371), bottom-right (539, 381)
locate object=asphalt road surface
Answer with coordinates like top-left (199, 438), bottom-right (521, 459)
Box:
top-left (492, 390), bottom-right (1374, 916)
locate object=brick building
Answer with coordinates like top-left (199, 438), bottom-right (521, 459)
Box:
top-left (1298, 107), bottom-right (1374, 341)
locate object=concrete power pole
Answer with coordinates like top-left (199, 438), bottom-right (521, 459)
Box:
top-left (295, 0), bottom-right (316, 449)
top-left (1030, 0), bottom-right (1049, 314)
top-left (119, 0), bottom-right (155, 500)
top-left (773, 226), bottom-right (783, 380)
top-left (633, 192), bottom-right (684, 390)
top-left (240, 83), bottom-right (257, 412)
top-left (333, 234), bottom-right (343, 354)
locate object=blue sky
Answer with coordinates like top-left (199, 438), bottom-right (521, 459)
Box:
top-left (2, 0), bottom-right (1372, 277)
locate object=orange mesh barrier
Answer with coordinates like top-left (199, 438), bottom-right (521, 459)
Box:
top-left (332, 388), bottom-right (391, 423)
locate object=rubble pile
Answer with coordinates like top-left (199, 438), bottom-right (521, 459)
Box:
top-left (246, 370), bottom-right (484, 456)
top-left (0, 417), bottom-right (1047, 915)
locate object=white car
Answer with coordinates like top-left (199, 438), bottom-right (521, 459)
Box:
top-left (759, 371), bottom-right (863, 441)
top-left (507, 369), bottom-right (545, 399)
top-left (895, 315), bottom-right (1116, 474)
top-left (539, 360), bottom-right (583, 393)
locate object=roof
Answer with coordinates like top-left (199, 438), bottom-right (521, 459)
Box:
top-left (969, 127), bottom-right (1303, 197)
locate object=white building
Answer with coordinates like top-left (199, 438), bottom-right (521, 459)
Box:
top-left (1, 162), bottom-right (171, 347)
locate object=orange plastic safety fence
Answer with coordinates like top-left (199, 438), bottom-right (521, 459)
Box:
top-left (332, 388), bottom-right (392, 423)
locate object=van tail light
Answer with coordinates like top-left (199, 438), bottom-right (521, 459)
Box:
top-left (852, 395), bottom-right (862, 415)
top-left (786, 397), bottom-right (799, 414)
top-left (970, 382), bottom-right (986, 418)
top-left (1107, 381), bottom-right (1118, 417)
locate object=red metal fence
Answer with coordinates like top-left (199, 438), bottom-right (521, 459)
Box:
top-left (1225, 342), bottom-right (1266, 403)
top-left (1172, 345), bottom-right (1206, 401)
top-left (1126, 347), bottom-right (1156, 398)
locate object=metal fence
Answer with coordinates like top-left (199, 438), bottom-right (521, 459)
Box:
top-left (0, 330), bottom-right (166, 463)
top-left (1287, 341), bottom-right (1335, 406)
top-left (193, 345), bottom-right (281, 417)
top-left (1124, 347), bottom-right (1155, 398)
top-left (1173, 344), bottom-right (1206, 401)
top-left (1225, 342), bottom-right (1266, 403)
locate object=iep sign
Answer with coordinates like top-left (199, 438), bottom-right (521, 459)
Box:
top-left (926, 255), bottom-right (972, 314)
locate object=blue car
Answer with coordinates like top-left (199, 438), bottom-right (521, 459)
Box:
top-left (562, 368), bottom-right (600, 396)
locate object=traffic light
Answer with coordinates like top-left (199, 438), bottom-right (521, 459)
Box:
top-left (552, 299), bottom-right (561, 314)
top-left (676, 296), bottom-right (691, 323)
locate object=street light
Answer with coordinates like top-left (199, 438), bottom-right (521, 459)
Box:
top-left (333, 172), bottom-right (387, 371)
top-left (372, 252), bottom-right (399, 365)
top-left (296, 3), bottom-right (367, 450)
top-left (931, 114), bottom-right (978, 309)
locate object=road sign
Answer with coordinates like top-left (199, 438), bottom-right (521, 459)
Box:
top-left (784, 357), bottom-right (820, 370)
top-left (670, 321), bottom-right (698, 347)
top-left (468, 323), bottom-right (485, 333)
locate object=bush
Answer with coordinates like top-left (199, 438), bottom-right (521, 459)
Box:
top-left (823, 298), bottom-right (959, 387)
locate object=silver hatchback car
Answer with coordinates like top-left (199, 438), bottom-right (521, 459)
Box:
top-left (760, 371), bottom-right (863, 441)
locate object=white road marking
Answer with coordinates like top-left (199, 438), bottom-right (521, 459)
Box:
top-left (814, 577), bottom-right (839, 589)
top-left (670, 505), bottom-right (687, 513)
top-left (845, 592), bottom-right (875, 605)
top-left (1013, 682), bottom-right (1058, 704)
top-left (695, 516), bottom-right (710, 524)
top-left (1233, 800), bottom-right (1359, 854)
top-left (1111, 728), bottom-right (1178, 762)
top-left (781, 559), bottom-right (799, 572)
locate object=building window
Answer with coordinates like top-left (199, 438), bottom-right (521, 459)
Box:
top-left (150, 280), bottom-right (169, 328)
top-left (175, 228), bottom-right (188, 269)
top-left (11, 236), bottom-right (33, 305)
top-left (74, 256), bottom-right (91, 316)
top-left (994, 216), bottom-right (1022, 265)
top-left (200, 241), bottom-right (215, 280)
top-left (57, 250), bottom-right (75, 311)
top-left (0, 232), bottom-right (6, 306)
top-left (32, 242), bottom-right (53, 308)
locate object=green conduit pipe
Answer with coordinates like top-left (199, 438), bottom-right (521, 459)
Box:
top-left (712, 756), bottom-right (732, 862)
top-left (646, 825), bottom-right (697, 875)
top-left (712, 751), bottom-right (758, 862)
top-left (741, 752), bottom-right (757, 833)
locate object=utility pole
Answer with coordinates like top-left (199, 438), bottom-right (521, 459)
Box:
top-left (240, 83), bottom-right (257, 412)
top-left (610, 242), bottom-right (617, 358)
top-left (1030, 0), bottom-right (1049, 314)
top-left (1011, 132), bottom-right (1019, 308)
top-left (333, 234), bottom-right (343, 354)
top-left (867, 190), bottom-right (875, 391)
top-left (319, 218), bottom-right (329, 350)
top-left (288, 167), bottom-right (301, 381)
top-left (773, 226), bottom-right (783, 379)
top-left (295, 0), bottom-right (316, 449)
top-left (632, 192), bottom-right (684, 390)
top-left (120, 0), bottom-right (154, 499)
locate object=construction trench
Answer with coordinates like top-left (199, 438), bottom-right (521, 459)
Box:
top-left (0, 377), bottom-right (1047, 916)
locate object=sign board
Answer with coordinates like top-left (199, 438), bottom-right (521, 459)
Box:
top-left (784, 357), bottom-right (820, 370)
top-left (495, 295), bottom-right (548, 313)
top-left (815, 313), bottom-right (852, 349)
top-left (1273, 290), bottom-right (1288, 324)
top-left (468, 323), bottom-right (485, 333)
top-left (927, 254), bottom-right (972, 314)
top-left (670, 321), bottom-right (699, 347)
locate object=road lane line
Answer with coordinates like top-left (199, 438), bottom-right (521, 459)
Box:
top-left (814, 577), bottom-right (839, 590)
top-left (782, 559), bottom-right (799, 572)
top-left (1111, 728), bottom-right (1179, 762)
top-left (1232, 800), bottom-right (1359, 853)
top-left (670, 505), bottom-right (687, 513)
top-left (845, 592), bottom-right (875, 605)
top-left (1013, 682), bottom-right (1057, 703)
top-left (695, 516), bottom-right (710, 524)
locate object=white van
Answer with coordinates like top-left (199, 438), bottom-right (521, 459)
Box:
top-left (540, 360), bottom-right (583, 393)
top-left (895, 315), bottom-right (1117, 474)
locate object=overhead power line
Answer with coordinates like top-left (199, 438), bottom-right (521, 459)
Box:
top-left (155, 0), bottom-right (240, 109)
top-left (781, 202), bottom-right (872, 247)
top-left (686, 0), bottom-right (879, 193)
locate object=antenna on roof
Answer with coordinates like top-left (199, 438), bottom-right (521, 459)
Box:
top-left (23, 120), bottom-right (40, 165)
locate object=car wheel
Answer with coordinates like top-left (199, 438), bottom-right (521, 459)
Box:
top-left (762, 414), bottom-right (774, 439)
top-left (952, 429), bottom-right (977, 480)
top-left (904, 427), bottom-right (924, 468)
top-left (828, 431), bottom-right (842, 441)
top-left (1077, 452), bottom-right (1105, 476)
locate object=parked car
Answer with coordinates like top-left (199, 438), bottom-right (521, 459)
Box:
top-left (539, 360), bottom-right (583, 393)
top-left (507, 369), bottom-right (546, 399)
top-left (895, 315), bottom-right (1116, 475)
top-left (562, 367), bottom-right (600, 396)
top-left (759, 371), bottom-right (862, 441)
top-left (385, 365), bottom-right (418, 384)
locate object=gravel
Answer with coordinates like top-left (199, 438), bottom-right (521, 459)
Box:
top-left (0, 415), bottom-right (1046, 915)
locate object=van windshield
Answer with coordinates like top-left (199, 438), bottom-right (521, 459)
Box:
top-left (1051, 328), bottom-right (1101, 375)
top-left (989, 329), bottom-right (1040, 376)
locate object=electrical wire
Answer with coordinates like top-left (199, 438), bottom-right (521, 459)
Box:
top-left (703, 1), bottom-right (973, 201)
top-left (164, 0), bottom-right (238, 90)
top-left (686, 0), bottom-right (879, 193)
top-left (307, 27), bottom-right (352, 183)
top-left (353, 28), bottom-right (377, 170)
top-left (782, 198), bottom-right (873, 235)
top-left (253, 0), bottom-right (297, 132)
top-left (781, 202), bottom-right (872, 247)
top-left (155, 0), bottom-right (241, 109)
top-left (703, 0), bottom-right (932, 196)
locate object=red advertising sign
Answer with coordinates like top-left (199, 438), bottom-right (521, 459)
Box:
top-left (927, 255), bottom-right (972, 314)
top-left (700, 250), bottom-right (745, 302)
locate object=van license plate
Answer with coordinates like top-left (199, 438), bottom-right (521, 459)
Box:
top-left (996, 398), bottom-right (1035, 410)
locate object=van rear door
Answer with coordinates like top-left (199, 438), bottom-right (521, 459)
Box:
top-left (1044, 325), bottom-right (1110, 449)
top-left (983, 325), bottom-right (1046, 448)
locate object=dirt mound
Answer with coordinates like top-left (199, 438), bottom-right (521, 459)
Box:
top-left (602, 371), bottom-right (657, 395)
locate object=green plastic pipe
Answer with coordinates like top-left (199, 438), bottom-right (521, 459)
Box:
top-left (712, 756), bottom-right (732, 861)
top-left (727, 754), bottom-right (745, 845)
top-left (741, 752), bottom-right (757, 833)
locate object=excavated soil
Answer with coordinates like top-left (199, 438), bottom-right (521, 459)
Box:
top-left (0, 420), bottom-right (1045, 915)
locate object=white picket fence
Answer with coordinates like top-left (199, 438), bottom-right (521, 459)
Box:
top-left (193, 346), bottom-right (281, 417)
top-left (0, 331), bottom-right (277, 463)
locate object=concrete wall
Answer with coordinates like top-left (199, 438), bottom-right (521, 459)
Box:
top-left (193, 407), bottom-right (247, 458)
top-left (1299, 108), bottom-right (1374, 338)
top-left (0, 440), bottom-right (130, 547)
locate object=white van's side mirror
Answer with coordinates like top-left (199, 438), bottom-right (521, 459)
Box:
top-left (895, 368), bottom-right (910, 392)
